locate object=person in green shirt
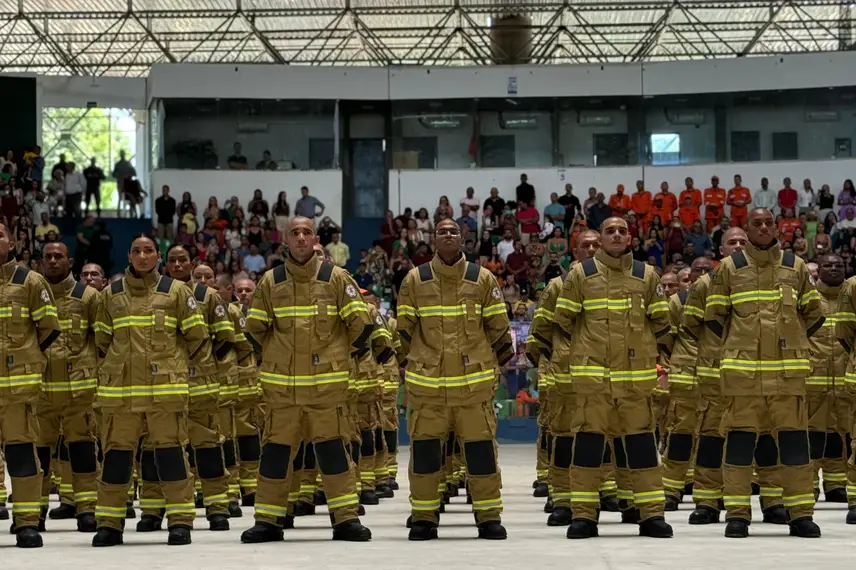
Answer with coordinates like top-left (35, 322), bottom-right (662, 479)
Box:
top-left (153, 227), bottom-right (172, 257)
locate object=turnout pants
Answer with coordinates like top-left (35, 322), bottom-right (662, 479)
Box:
top-left (692, 396), bottom-right (727, 510)
top-left (0, 451), bottom-right (7, 505)
top-left (96, 410), bottom-right (194, 532)
top-left (381, 402), bottom-right (399, 481)
top-left (0, 403), bottom-right (43, 529)
top-left (36, 405), bottom-right (98, 517)
top-left (721, 395), bottom-right (814, 522)
top-left (662, 395), bottom-right (699, 500)
top-left (807, 391), bottom-right (849, 494)
top-left (568, 395), bottom-right (663, 523)
top-left (235, 402), bottom-right (262, 498)
top-left (356, 401), bottom-right (381, 493)
top-left (218, 406), bottom-right (241, 502)
top-left (254, 404), bottom-right (359, 527)
top-left (409, 400), bottom-right (501, 525)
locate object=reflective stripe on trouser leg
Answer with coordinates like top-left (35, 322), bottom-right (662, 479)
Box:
top-left (624, 431), bottom-right (665, 521)
top-left (755, 432), bottom-right (784, 510)
top-left (374, 428), bottom-right (389, 486)
top-left (693, 398), bottom-right (726, 509)
top-left (358, 430), bottom-right (376, 492)
top-left (598, 443), bottom-right (617, 498)
top-left (96, 413), bottom-right (138, 531)
top-left (139, 448), bottom-right (165, 517)
top-left (820, 431), bottom-right (847, 493)
top-left (253, 438), bottom-right (293, 526)
top-left (457, 401), bottom-right (502, 524)
top-left (568, 432), bottom-right (606, 522)
top-left (235, 403), bottom-right (261, 496)
top-left (409, 438), bottom-right (444, 524)
top-left (37, 445), bottom-right (53, 513)
top-left (299, 443), bottom-right (318, 504)
top-left (317, 436), bottom-right (360, 526)
top-left (6, 435), bottom-right (43, 530)
top-left (722, 429), bottom-right (757, 522)
top-left (58, 440), bottom-right (76, 506)
top-left (63, 410), bottom-right (98, 515)
top-left (384, 430), bottom-right (399, 478)
top-left (188, 409), bottom-right (230, 517)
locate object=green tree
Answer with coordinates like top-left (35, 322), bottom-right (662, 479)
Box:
top-left (41, 107), bottom-right (138, 210)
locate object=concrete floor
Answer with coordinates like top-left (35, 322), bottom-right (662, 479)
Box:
top-left (2, 445), bottom-right (854, 569)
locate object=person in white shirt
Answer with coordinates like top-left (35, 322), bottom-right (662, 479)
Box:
top-left (798, 178), bottom-right (816, 214)
top-left (63, 162), bottom-right (86, 219)
top-left (753, 177), bottom-right (777, 216)
top-left (460, 187), bottom-right (479, 220)
top-left (497, 229), bottom-right (515, 262)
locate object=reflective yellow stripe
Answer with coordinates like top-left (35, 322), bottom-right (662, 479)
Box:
top-left (397, 305), bottom-right (417, 317)
top-left (403, 304), bottom-right (483, 318)
top-left (58, 319), bottom-right (89, 330)
top-left (31, 305), bottom-right (58, 321)
top-left (721, 358), bottom-right (810, 372)
top-left (669, 373), bottom-right (695, 385)
top-left (0, 373), bottom-right (42, 388)
top-left (93, 321), bottom-right (112, 334)
top-left (164, 502), bottom-right (196, 516)
top-left (555, 298), bottom-right (582, 313)
top-left (806, 376), bottom-right (833, 386)
top-left (570, 491), bottom-right (600, 503)
top-left (692, 489), bottom-right (723, 499)
top-left (533, 307), bottom-right (554, 321)
top-left (248, 308), bottom-right (270, 323)
top-left (97, 384), bottom-right (189, 398)
top-left (582, 298), bottom-right (632, 311)
top-left (41, 378), bottom-right (97, 392)
top-left (273, 305), bottom-right (337, 318)
top-left (13, 502), bottom-right (42, 514)
top-left (95, 505), bottom-right (127, 518)
top-left (823, 473), bottom-right (847, 481)
top-left (567, 366), bottom-right (657, 383)
top-left (722, 495), bottom-right (751, 506)
top-left (370, 327), bottom-right (393, 341)
top-left (210, 321), bottom-right (235, 334)
top-left (758, 486), bottom-right (783, 497)
top-left (410, 498), bottom-right (442, 511)
top-left (189, 384), bottom-right (220, 397)
top-left (260, 370), bottom-right (349, 387)
top-left (782, 493), bottom-right (815, 507)
top-left (327, 493), bottom-right (359, 510)
top-left (696, 366), bottom-right (720, 378)
top-left (203, 493), bottom-right (229, 506)
top-left (339, 301), bottom-right (368, 319)
top-left (683, 305), bottom-right (704, 319)
top-left (729, 289), bottom-right (782, 305)
top-left (798, 289), bottom-right (820, 306)
top-left (663, 477), bottom-right (687, 488)
top-left (405, 369), bottom-right (495, 389)
top-left (482, 304), bottom-right (507, 318)
top-left (139, 499), bottom-right (166, 508)
top-left (634, 490), bottom-right (665, 504)
top-left (114, 315), bottom-right (178, 329)
top-left (471, 498), bottom-right (503, 511)
top-left (647, 301), bottom-right (669, 316)
top-left (706, 294), bottom-right (729, 307)
top-left (0, 307), bottom-right (29, 318)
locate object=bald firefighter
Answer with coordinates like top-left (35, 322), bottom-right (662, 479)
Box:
top-left (554, 217), bottom-right (674, 539)
top-left (708, 208), bottom-right (822, 538)
top-left (0, 222), bottom-right (60, 548)
top-left (398, 218), bottom-right (512, 541)
top-left (35, 243), bottom-right (100, 533)
top-left (805, 255), bottom-right (849, 504)
top-left (92, 234), bottom-right (208, 547)
top-left (233, 277), bottom-right (262, 506)
top-left (242, 217), bottom-right (374, 543)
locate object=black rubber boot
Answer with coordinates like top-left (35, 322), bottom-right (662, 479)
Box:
top-left (688, 505), bottom-right (720, 525)
top-left (664, 495), bottom-right (681, 512)
top-left (547, 506), bottom-right (573, 526)
top-left (442, 492), bottom-right (450, 505)
top-left (241, 522), bottom-right (284, 543)
top-left (532, 479), bottom-right (540, 489)
top-left (376, 484), bottom-right (394, 499)
top-left (599, 495), bottom-right (620, 512)
top-left (477, 521), bottom-right (507, 540)
top-left (357, 504), bottom-right (366, 516)
top-left (360, 490), bottom-right (379, 505)
top-left (566, 519), bottom-right (598, 539)
top-left (92, 527), bottom-right (124, 547)
top-left (751, 482), bottom-right (760, 495)
top-left (332, 519), bottom-right (372, 542)
top-left (49, 503), bottom-right (77, 520)
top-left (0, 505), bottom-right (8, 521)
top-left (683, 482), bottom-right (694, 496)
top-left (294, 502), bottom-right (316, 516)
top-left (825, 488), bottom-right (848, 503)
top-left (167, 524), bottom-right (192, 545)
top-left (543, 498), bottom-right (554, 513)
top-left (724, 519), bottom-right (750, 538)
top-left (241, 493), bottom-right (256, 507)
top-left (639, 516), bottom-right (673, 538)
top-left (228, 501), bottom-right (243, 518)
top-left (847, 507), bottom-right (856, 524)
top-left (77, 513), bottom-right (97, 533)
top-left (125, 504), bottom-right (136, 519)
top-left (533, 483), bottom-right (549, 498)
top-left (314, 490), bottom-right (327, 505)
top-left (135, 514), bottom-right (163, 532)
top-left (408, 520), bottom-right (438, 541)
top-left (16, 527), bottom-right (43, 548)
top-left (789, 517), bottom-right (821, 538)
top-left (466, 494), bottom-right (472, 505)
top-left (389, 478), bottom-right (399, 491)
top-left (621, 508), bottom-right (641, 524)
top-left (208, 514), bottom-right (230, 531)
top-left (405, 515), bottom-right (413, 528)
top-left (762, 506), bottom-right (788, 525)
top-left (194, 493), bottom-right (204, 509)
top-left (282, 515), bottom-right (295, 529)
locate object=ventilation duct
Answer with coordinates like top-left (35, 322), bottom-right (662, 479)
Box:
top-left (489, 11), bottom-right (533, 65)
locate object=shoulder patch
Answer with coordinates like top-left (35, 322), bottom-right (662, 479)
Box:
top-left (731, 251), bottom-right (748, 269)
top-left (677, 289), bottom-right (688, 305)
top-left (10, 266), bottom-right (29, 285)
top-left (345, 283), bottom-right (358, 298)
top-left (463, 262), bottom-right (481, 283)
top-left (156, 276), bottom-right (173, 294)
top-left (71, 281), bottom-right (87, 300)
top-left (418, 263), bottom-right (434, 283)
top-left (194, 283), bottom-right (207, 302)
top-left (631, 260), bottom-right (646, 280)
top-left (581, 258), bottom-right (598, 278)
top-left (111, 279), bottom-right (124, 294)
top-left (316, 261), bottom-right (334, 283)
top-left (781, 251), bottom-right (796, 269)
top-left (40, 289), bottom-right (51, 304)
top-left (214, 303), bottom-right (226, 318)
top-left (272, 264), bottom-right (287, 284)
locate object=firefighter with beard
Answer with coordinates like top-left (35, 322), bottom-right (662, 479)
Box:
top-left (397, 218), bottom-right (512, 541)
top-left (136, 245), bottom-right (236, 533)
top-left (242, 217), bottom-right (374, 543)
top-left (554, 217), bottom-right (674, 539)
top-left (35, 243), bottom-right (100, 533)
top-left (233, 278), bottom-right (262, 506)
top-left (708, 208), bottom-right (822, 539)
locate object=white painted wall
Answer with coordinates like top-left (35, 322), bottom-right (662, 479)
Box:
top-left (150, 169), bottom-right (343, 227)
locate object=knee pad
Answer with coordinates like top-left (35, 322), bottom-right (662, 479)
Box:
top-left (101, 449), bottom-right (134, 484)
top-left (35, 445), bottom-right (52, 477)
top-left (825, 432), bottom-right (844, 460)
top-left (463, 440), bottom-right (497, 476)
top-left (195, 446), bottom-right (226, 480)
top-left (140, 449), bottom-right (158, 482)
top-left (185, 443), bottom-right (196, 469)
top-left (374, 429), bottom-right (384, 453)
top-left (778, 430), bottom-right (810, 466)
top-left (237, 435), bottom-right (261, 462)
top-left (68, 441), bottom-right (98, 474)
top-left (571, 432), bottom-right (605, 468)
top-left (754, 433), bottom-right (778, 467)
top-left (259, 443), bottom-right (291, 479)
top-left (625, 433), bottom-right (659, 469)
top-left (412, 439), bottom-right (442, 474)
top-left (612, 438), bottom-right (628, 469)
top-left (553, 436), bottom-right (573, 469)
top-left (725, 431), bottom-right (757, 466)
top-left (384, 431), bottom-right (398, 454)
top-left (360, 430), bottom-right (375, 458)
top-left (665, 433), bottom-right (694, 462)
top-left (696, 435), bottom-right (725, 469)
top-left (155, 446), bottom-right (189, 482)
top-left (222, 439), bottom-right (237, 469)
top-left (303, 442), bottom-right (317, 470)
top-left (350, 441), bottom-right (361, 464)
top-left (808, 431), bottom-right (826, 461)
top-left (57, 440), bottom-right (70, 461)
top-left (292, 442), bottom-right (306, 471)
top-left (315, 439), bottom-right (350, 476)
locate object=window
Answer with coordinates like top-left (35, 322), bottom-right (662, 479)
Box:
top-left (593, 133), bottom-right (629, 166)
top-left (650, 133), bottom-right (681, 165)
top-left (772, 132), bottom-right (798, 161)
top-left (731, 131), bottom-right (760, 162)
top-left (480, 135), bottom-right (515, 168)
top-left (400, 136), bottom-right (438, 169)
top-left (308, 138), bottom-right (335, 170)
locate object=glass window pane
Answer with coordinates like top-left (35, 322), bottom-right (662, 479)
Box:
top-left (392, 99), bottom-right (475, 170)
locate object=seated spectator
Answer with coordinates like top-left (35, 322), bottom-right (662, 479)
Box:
top-left (325, 231), bottom-right (350, 267)
top-left (505, 241), bottom-right (529, 286)
top-left (354, 263), bottom-right (374, 289)
top-left (484, 246), bottom-right (503, 275)
top-left (266, 243), bottom-right (286, 270)
top-left (414, 208), bottom-right (433, 242)
top-left (243, 244), bottom-right (266, 273)
top-left (225, 217), bottom-right (243, 250)
top-left (793, 227), bottom-right (809, 259)
top-left (539, 215), bottom-right (555, 242)
top-left (499, 207), bottom-right (518, 239)
top-left (204, 197), bottom-right (220, 224)
top-left (526, 234), bottom-right (545, 260)
top-left (839, 179), bottom-right (856, 218)
top-left (227, 142), bottom-right (248, 170)
top-left (394, 207), bottom-right (413, 229)
top-left (646, 227), bottom-right (666, 268)
top-left (456, 205), bottom-right (477, 234)
top-left (481, 205), bottom-right (498, 237)
top-left (463, 240), bottom-right (478, 262)
top-left (434, 196), bottom-right (454, 224)
top-left (631, 236), bottom-right (648, 262)
top-left (460, 187), bottom-right (479, 218)
top-left (814, 223), bottom-right (831, 257)
top-left (483, 187), bottom-right (505, 223)
top-left (587, 193), bottom-right (611, 231)
top-left (411, 242), bottom-right (433, 266)
top-left (546, 227), bottom-right (568, 259)
top-left (255, 150), bottom-right (277, 171)
top-left (527, 255), bottom-right (544, 286)
top-left (778, 207), bottom-right (801, 244)
top-left (34, 212), bottom-right (58, 243)
top-left (405, 218), bottom-right (423, 244)
top-left (649, 214), bottom-right (665, 240)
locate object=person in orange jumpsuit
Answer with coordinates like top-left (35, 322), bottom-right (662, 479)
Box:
top-left (726, 174), bottom-right (752, 229)
top-left (608, 185), bottom-right (632, 218)
top-left (651, 181), bottom-right (678, 228)
top-left (678, 195), bottom-right (701, 230)
top-left (777, 207), bottom-right (801, 244)
top-left (679, 177), bottom-right (702, 212)
top-left (703, 176), bottom-right (726, 233)
top-left (630, 181), bottom-right (652, 232)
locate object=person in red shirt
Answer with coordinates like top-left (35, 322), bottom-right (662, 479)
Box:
top-left (679, 177), bottom-right (702, 211)
top-left (777, 207), bottom-right (801, 244)
top-left (651, 181), bottom-right (678, 227)
top-left (778, 177), bottom-right (798, 213)
top-left (516, 201), bottom-right (540, 243)
top-left (630, 180), bottom-right (652, 231)
top-left (678, 195), bottom-right (700, 230)
top-left (703, 176), bottom-right (726, 233)
top-left (608, 184), bottom-right (631, 217)
top-left (726, 174), bottom-right (752, 229)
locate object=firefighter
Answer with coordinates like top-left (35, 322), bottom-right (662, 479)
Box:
top-left (81, 263), bottom-right (106, 291)
top-left (92, 233), bottom-right (208, 547)
top-left (241, 217), bottom-right (374, 543)
top-left (708, 208), bottom-right (822, 538)
top-left (835, 263), bottom-right (856, 523)
top-left (806, 254), bottom-right (849, 503)
top-left (233, 277), bottom-right (262, 506)
top-left (35, 243), bottom-right (100, 533)
top-left (397, 218), bottom-right (512, 541)
top-left (0, 455), bottom-right (7, 520)
top-left (554, 217), bottom-right (674, 539)
top-left (382, 310), bottom-right (402, 493)
top-left (0, 222), bottom-right (61, 548)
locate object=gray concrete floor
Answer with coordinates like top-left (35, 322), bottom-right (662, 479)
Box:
top-left (2, 445), bottom-right (854, 569)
